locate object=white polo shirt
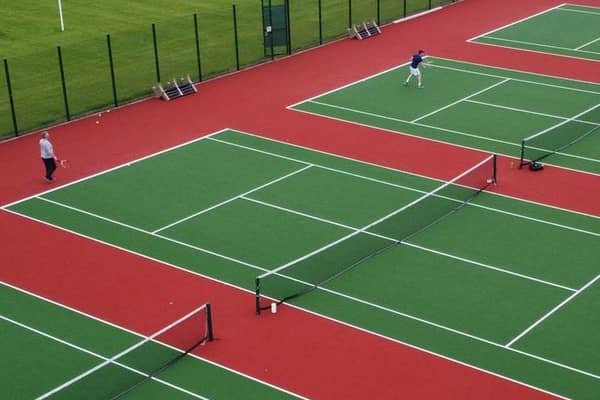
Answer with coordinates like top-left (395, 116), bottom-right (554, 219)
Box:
top-left (40, 138), bottom-right (54, 159)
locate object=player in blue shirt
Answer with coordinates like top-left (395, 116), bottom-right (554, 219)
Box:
top-left (403, 50), bottom-right (426, 88)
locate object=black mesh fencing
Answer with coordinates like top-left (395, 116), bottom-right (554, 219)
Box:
top-left (1, 0), bottom-right (457, 139)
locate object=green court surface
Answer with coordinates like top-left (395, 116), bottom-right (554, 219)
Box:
top-left (291, 57), bottom-right (600, 175)
top-left (0, 283), bottom-right (300, 400)
top-left (3, 129), bottom-right (600, 399)
top-left (470, 4), bottom-right (600, 61)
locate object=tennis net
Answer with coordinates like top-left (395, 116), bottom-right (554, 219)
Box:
top-left (519, 104), bottom-right (600, 168)
top-left (255, 154), bottom-right (497, 314)
top-left (38, 303), bottom-right (214, 400)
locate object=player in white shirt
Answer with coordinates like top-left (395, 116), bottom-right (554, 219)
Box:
top-left (40, 131), bottom-right (57, 182)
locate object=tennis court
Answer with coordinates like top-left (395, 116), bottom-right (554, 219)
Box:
top-left (469, 3), bottom-right (600, 61)
top-left (290, 57), bottom-right (600, 175)
top-left (3, 129), bottom-right (599, 399)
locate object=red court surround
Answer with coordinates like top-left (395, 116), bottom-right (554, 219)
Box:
top-left (1, 0), bottom-right (598, 398)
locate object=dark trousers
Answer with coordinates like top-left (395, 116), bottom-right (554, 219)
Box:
top-left (42, 157), bottom-right (56, 180)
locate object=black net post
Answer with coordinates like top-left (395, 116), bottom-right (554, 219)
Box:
top-left (152, 23), bottom-right (161, 83)
top-left (57, 46), bottom-right (71, 121)
top-left (193, 14), bottom-right (203, 82)
top-left (3, 58), bottom-right (18, 136)
top-left (232, 5), bottom-right (240, 71)
top-left (403, 0), bottom-right (407, 18)
top-left (106, 34), bottom-right (119, 107)
top-left (519, 140), bottom-right (527, 169)
top-left (492, 154), bottom-right (497, 183)
top-left (205, 303), bottom-right (214, 341)
top-left (429, 0), bottom-right (432, 9)
top-left (255, 278), bottom-right (262, 315)
top-left (377, 0), bottom-right (381, 25)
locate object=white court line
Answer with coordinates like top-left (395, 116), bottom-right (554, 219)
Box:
top-left (294, 102), bottom-right (600, 183)
top-left (523, 104), bottom-right (600, 142)
top-left (152, 164), bottom-right (313, 233)
top-left (306, 99), bottom-right (600, 166)
top-left (242, 195), bottom-right (577, 292)
top-left (411, 78), bottom-right (510, 123)
top-left (0, 275), bottom-right (567, 400)
top-left (468, 40), bottom-right (600, 63)
top-left (211, 135), bottom-right (600, 238)
top-left (3, 130), bottom-right (599, 393)
top-left (558, 6), bottom-right (600, 16)
top-left (576, 36), bottom-right (600, 51)
top-left (36, 196), bottom-right (260, 270)
top-left (5, 201), bottom-right (596, 387)
top-left (0, 284), bottom-right (306, 399)
top-left (2, 315), bottom-right (210, 400)
top-left (6, 200), bottom-right (510, 350)
top-left (506, 273), bottom-right (600, 348)
top-left (465, 99), bottom-right (600, 126)
top-left (15, 304), bottom-right (213, 400)
top-left (307, 99), bottom-right (519, 147)
top-left (0, 129), bottom-right (231, 210)
top-left (7, 123), bottom-right (598, 236)
top-left (482, 36), bottom-right (600, 56)
top-left (0, 281), bottom-right (308, 400)
top-left (289, 54), bottom-right (598, 115)
top-left (467, 4), bottom-right (566, 42)
top-left (225, 128), bottom-right (600, 220)
top-left (427, 62), bottom-right (600, 95)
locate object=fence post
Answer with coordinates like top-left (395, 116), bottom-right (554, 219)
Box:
top-left (106, 34), bottom-right (119, 107)
top-left (348, 0), bottom-right (352, 28)
top-left (152, 23), bottom-right (161, 82)
top-left (285, 0), bottom-right (291, 54)
top-left (318, 0), bottom-right (323, 45)
top-left (57, 46), bottom-right (71, 121)
top-left (3, 59), bottom-right (18, 136)
top-left (193, 14), bottom-right (203, 81)
top-left (232, 5), bottom-right (240, 70)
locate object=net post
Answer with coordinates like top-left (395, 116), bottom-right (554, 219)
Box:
top-left (205, 303), bottom-right (214, 342)
top-left (255, 277), bottom-right (262, 315)
top-left (492, 154), bottom-right (497, 184)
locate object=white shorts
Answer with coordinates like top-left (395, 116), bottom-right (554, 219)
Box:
top-left (409, 66), bottom-right (421, 76)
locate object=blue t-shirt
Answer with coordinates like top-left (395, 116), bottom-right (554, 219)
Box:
top-left (410, 54), bottom-right (423, 68)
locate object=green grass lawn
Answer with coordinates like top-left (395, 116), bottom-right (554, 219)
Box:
top-left (0, 0), bottom-right (448, 138)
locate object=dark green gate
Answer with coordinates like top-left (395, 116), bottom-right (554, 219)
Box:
top-left (262, 0), bottom-right (291, 57)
